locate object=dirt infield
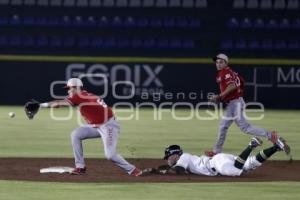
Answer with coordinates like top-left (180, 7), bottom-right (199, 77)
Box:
top-left (0, 158), bottom-right (299, 183)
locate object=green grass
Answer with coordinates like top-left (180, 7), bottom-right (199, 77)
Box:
top-left (0, 106), bottom-right (299, 159)
top-left (0, 106), bottom-right (299, 200)
top-left (0, 181), bottom-right (299, 200)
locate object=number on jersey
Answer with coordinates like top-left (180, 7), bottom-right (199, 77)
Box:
top-left (97, 98), bottom-right (108, 108)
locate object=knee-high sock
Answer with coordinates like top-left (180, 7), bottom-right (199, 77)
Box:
top-left (234, 146), bottom-right (254, 169)
top-left (256, 146), bottom-right (278, 163)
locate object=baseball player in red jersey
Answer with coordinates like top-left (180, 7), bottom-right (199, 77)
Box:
top-left (39, 78), bottom-right (142, 176)
top-left (206, 53), bottom-right (291, 157)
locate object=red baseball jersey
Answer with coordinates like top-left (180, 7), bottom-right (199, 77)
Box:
top-left (216, 66), bottom-right (244, 102)
top-left (66, 90), bottom-right (114, 126)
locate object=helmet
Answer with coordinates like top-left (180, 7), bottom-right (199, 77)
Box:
top-left (164, 145), bottom-right (183, 160)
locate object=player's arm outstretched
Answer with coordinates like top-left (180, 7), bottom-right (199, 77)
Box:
top-left (24, 99), bottom-right (71, 119)
top-left (142, 165), bottom-right (189, 176)
top-left (173, 166), bottom-right (188, 175)
top-left (40, 99), bottom-right (71, 108)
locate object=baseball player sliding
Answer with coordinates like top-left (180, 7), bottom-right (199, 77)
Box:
top-left (144, 137), bottom-right (287, 176)
top-left (206, 53), bottom-right (291, 157)
top-left (24, 78), bottom-right (142, 176)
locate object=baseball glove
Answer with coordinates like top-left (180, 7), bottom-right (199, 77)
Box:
top-left (24, 99), bottom-right (40, 119)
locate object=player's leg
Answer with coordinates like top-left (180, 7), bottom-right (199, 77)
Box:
top-left (243, 156), bottom-right (262, 171)
top-left (234, 98), bottom-right (291, 154)
top-left (256, 138), bottom-right (287, 163)
top-left (97, 118), bottom-right (138, 175)
top-left (213, 105), bottom-right (234, 153)
top-left (210, 153), bottom-right (243, 176)
top-left (234, 137), bottom-right (263, 169)
top-left (233, 98), bottom-right (273, 139)
top-left (71, 125), bottom-right (100, 169)
top-left (243, 143), bottom-right (281, 172)
top-left (244, 137), bottom-right (291, 171)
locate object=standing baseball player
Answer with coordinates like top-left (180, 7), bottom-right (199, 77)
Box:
top-left (27, 78), bottom-right (142, 176)
top-left (205, 53), bottom-right (290, 156)
top-left (159, 136), bottom-right (287, 176)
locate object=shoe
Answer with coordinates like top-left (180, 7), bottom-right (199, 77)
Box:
top-left (249, 137), bottom-right (263, 148)
top-left (205, 151), bottom-right (217, 157)
top-left (275, 137), bottom-right (291, 155)
top-left (70, 167), bottom-right (86, 175)
top-left (130, 168), bottom-right (142, 177)
top-left (270, 131), bottom-right (279, 144)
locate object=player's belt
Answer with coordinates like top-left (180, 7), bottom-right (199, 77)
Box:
top-left (206, 158), bottom-right (220, 176)
top-left (92, 116), bottom-right (115, 127)
top-left (211, 167), bottom-right (221, 176)
top-left (224, 96), bottom-right (243, 104)
top-left (224, 98), bottom-right (237, 104)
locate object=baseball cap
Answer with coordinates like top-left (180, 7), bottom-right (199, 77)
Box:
top-left (64, 78), bottom-right (83, 88)
top-left (164, 145), bottom-right (183, 160)
top-left (213, 53), bottom-right (229, 63)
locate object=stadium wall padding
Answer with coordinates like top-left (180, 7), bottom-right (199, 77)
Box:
top-left (1, 60), bottom-right (300, 109)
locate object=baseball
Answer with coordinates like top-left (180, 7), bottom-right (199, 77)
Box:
top-left (8, 112), bottom-right (15, 118)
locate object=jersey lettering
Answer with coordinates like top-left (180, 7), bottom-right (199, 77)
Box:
top-left (97, 98), bottom-right (108, 108)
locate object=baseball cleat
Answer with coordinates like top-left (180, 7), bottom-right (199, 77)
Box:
top-left (270, 131), bottom-right (279, 144)
top-left (130, 168), bottom-right (142, 177)
top-left (249, 137), bottom-right (263, 148)
top-left (70, 167), bottom-right (86, 175)
top-left (275, 137), bottom-right (291, 155)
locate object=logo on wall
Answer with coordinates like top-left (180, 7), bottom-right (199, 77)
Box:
top-left (245, 66), bottom-right (300, 102)
top-left (66, 63), bottom-right (164, 98)
top-left (277, 67), bottom-right (300, 88)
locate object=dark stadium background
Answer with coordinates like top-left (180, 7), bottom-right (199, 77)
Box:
top-left (0, 0), bottom-right (299, 108)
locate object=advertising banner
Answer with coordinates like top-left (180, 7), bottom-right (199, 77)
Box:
top-left (1, 61), bottom-right (300, 109)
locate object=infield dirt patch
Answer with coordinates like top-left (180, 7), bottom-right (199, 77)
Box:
top-left (0, 158), bottom-right (299, 183)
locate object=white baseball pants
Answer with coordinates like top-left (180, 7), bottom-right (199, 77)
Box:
top-left (210, 153), bottom-right (262, 176)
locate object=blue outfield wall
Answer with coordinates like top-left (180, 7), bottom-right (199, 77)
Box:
top-left (1, 59), bottom-right (300, 109)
